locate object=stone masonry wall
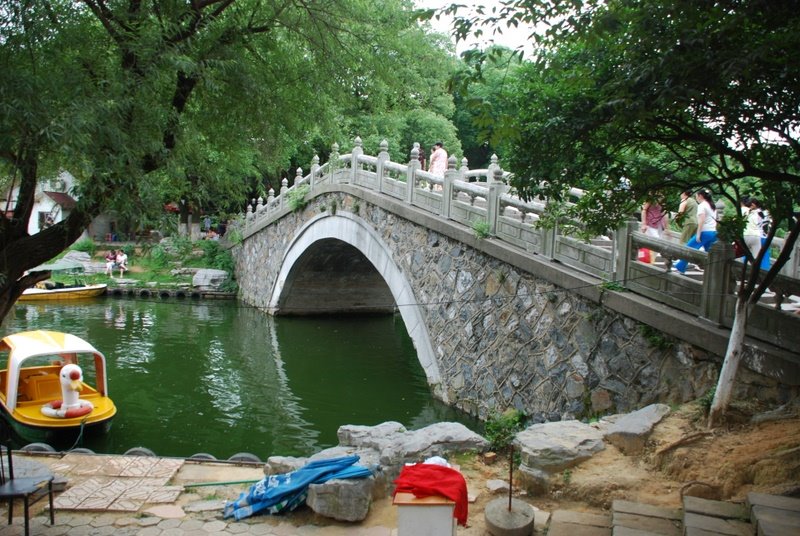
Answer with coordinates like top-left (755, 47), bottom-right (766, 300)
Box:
top-left (235, 192), bottom-right (790, 421)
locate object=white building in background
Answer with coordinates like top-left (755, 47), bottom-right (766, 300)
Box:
top-left (2, 170), bottom-right (115, 242)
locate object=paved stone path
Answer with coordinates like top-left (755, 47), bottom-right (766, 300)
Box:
top-left (6, 452), bottom-right (800, 535)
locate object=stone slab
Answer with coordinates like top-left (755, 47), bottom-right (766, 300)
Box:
top-left (684, 529), bottom-right (740, 536)
top-left (548, 522), bottom-right (612, 536)
top-left (612, 512), bottom-right (681, 536)
top-left (751, 504), bottom-right (800, 531)
top-left (747, 492), bottom-right (800, 513)
top-left (613, 527), bottom-right (670, 536)
top-left (757, 517), bottom-right (800, 536)
top-left (552, 509), bottom-right (613, 527)
top-left (613, 499), bottom-right (682, 520)
top-left (683, 496), bottom-right (748, 520)
top-left (683, 512), bottom-right (752, 536)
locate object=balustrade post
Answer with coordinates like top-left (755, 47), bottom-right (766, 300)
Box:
top-left (295, 167), bottom-right (303, 188)
top-left (279, 179), bottom-right (288, 210)
top-left (256, 195), bottom-right (263, 213)
top-left (350, 136), bottom-right (363, 184)
top-left (377, 139), bottom-right (389, 193)
top-left (442, 156), bottom-right (458, 219)
top-left (487, 154), bottom-right (499, 183)
top-left (267, 189), bottom-right (274, 215)
top-left (407, 144), bottom-right (420, 203)
top-left (701, 241), bottom-right (734, 323)
top-left (246, 204), bottom-right (253, 230)
top-left (614, 220), bottom-right (636, 284)
top-left (541, 199), bottom-right (557, 259)
top-left (310, 155), bottom-right (320, 189)
top-left (487, 167), bottom-right (508, 235)
top-left (329, 142), bottom-right (340, 183)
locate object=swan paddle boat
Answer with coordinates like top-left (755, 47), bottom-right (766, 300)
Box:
top-left (0, 330), bottom-right (116, 443)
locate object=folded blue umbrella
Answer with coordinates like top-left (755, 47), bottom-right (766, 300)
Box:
top-left (223, 455), bottom-right (372, 521)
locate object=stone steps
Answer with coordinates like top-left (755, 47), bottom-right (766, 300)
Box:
top-left (543, 493), bottom-right (800, 536)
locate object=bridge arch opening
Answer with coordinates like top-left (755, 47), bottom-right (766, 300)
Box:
top-left (269, 213), bottom-right (444, 397)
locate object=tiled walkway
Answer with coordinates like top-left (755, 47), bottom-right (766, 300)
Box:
top-left (50, 454), bottom-right (184, 512)
top-left (11, 451), bottom-right (402, 535)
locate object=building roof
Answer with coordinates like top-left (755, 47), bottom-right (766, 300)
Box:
top-left (44, 191), bottom-right (77, 209)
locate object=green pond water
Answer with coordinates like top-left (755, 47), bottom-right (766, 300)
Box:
top-left (3, 298), bottom-right (480, 459)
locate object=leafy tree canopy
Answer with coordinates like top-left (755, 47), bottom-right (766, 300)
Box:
top-left (489, 0), bottom-right (800, 236)
top-left (0, 0), bottom-right (458, 318)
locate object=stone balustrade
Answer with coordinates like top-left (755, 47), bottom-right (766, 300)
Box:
top-left (238, 137), bottom-right (800, 352)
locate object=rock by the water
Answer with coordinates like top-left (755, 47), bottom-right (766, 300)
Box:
top-left (192, 268), bottom-right (229, 291)
top-left (515, 420), bottom-right (605, 473)
top-left (306, 476), bottom-right (375, 522)
top-left (604, 403), bottom-right (670, 455)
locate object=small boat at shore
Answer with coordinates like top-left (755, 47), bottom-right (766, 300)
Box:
top-left (0, 330), bottom-right (116, 443)
top-left (18, 258), bottom-right (107, 302)
top-left (19, 283), bottom-right (108, 301)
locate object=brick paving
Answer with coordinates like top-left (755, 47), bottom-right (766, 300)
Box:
top-left (6, 452), bottom-right (400, 535)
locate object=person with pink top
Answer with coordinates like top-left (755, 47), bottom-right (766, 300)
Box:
top-left (428, 142), bottom-right (448, 176)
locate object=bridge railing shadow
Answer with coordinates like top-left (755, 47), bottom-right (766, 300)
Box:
top-left (239, 137), bottom-right (800, 352)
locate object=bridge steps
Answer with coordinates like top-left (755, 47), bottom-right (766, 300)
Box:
top-left (543, 494), bottom-right (800, 536)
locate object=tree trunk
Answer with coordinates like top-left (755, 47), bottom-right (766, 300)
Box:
top-left (708, 295), bottom-right (751, 427)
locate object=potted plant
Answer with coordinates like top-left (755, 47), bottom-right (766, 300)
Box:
top-left (484, 409), bottom-right (536, 536)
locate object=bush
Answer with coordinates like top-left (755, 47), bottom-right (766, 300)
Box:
top-left (197, 240), bottom-right (235, 273)
top-left (71, 239), bottom-right (96, 257)
top-left (147, 245), bottom-right (171, 268)
top-left (472, 220), bottom-right (491, 239)
top-left (286, 184), bottom-right (310, 211)
top-left (484, 409), bottom-right (526, 452)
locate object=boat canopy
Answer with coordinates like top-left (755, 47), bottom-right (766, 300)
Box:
top-left (29, 259), bottom-right (85, 273)
top-left (0, 330), bottom-right (108, 411)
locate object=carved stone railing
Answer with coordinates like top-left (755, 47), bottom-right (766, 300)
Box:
top-left (238, 137), bottom-right (800, 350)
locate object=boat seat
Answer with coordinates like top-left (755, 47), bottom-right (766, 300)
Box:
top-left (20, 374), bottom-right (60, 402)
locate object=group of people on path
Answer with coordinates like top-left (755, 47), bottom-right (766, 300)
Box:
top-left (639, 189), bottom-right (771, 274)
top-left (104, 249), bottom-right (128, 278)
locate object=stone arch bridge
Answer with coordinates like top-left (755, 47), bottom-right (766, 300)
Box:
top-left (233, 139), bottom-right (800, 420)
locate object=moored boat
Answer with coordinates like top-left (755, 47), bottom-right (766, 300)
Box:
top-left (0, 330), bottom-right (116, 443)
top-left (18, 283), bottom-right (108, 301)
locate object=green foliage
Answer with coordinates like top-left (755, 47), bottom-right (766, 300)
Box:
top-left (562, 469), bottom-right (572, 485)
top-left (70, 239), bottom-right (96, 257)
top-left (0, 0), bottom-right (458, 324)
top-left (147, 245), bottom-right (171, 269)
top-left (699, 387), bottom-right (716, 414)
top-left (197, 240), bottom-right (235, 273)
top-left (600, 281), bottom-right (625, 292)
top-left (639, 325), bottom-right (674, 351)
top-left (484, 409), bottom-right (526, 452)
top-left (472, 219), bottom-right (491, 239)
top-left (286, 185), bottom-right (311, 212)
top-left (170, 236), bottom-right (196, 262)
top-left (228, 228), bottom-right (243, 245)
top-left (472, 0), bottom-right (800, 246)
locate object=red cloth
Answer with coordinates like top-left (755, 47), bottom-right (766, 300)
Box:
top-left (393, 463), bottom-right (468, 526)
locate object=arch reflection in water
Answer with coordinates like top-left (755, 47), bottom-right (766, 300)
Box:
top-left (5, 299), bottom-right (478, 458)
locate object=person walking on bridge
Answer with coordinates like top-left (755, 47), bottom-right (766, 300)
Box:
top-left (428, 142), bottom-right (447, 176)
top-left (675, 190), bottom-right (718, 274)
top-left (676, 190), bottom-right (698, 244)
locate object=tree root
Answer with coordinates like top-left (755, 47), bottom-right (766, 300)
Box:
top-left (679, 480), bottom-right (718, 498)
top-left (655, 432), bottom-right (713, 459)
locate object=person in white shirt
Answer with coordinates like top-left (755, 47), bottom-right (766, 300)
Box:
top-left (115, 250), bottom-right (128, 278)
top-left (675, 190), bottom-right (718, 274)
top-left (743, 198), bottom-right (763, 261)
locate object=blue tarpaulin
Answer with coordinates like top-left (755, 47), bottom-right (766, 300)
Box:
top-left (223, 455), bottom-right (372, 521)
